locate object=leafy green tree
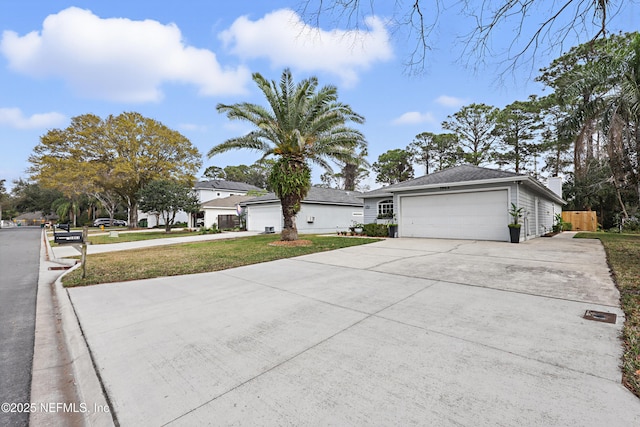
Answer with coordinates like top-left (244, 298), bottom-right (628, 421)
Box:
top-left (372, 149), bottom-right (414, 185)
top-left (10, 179), bottom-right (62, 215)
top-left (208, 68), bottom-right (365, 241)
top-left (409, 132), bottom-right (462, 174)
top-left (492, 96), bottom-right (544, 174)
top-left (29, 112), bottom-right (202, 227)
top-left (202, 166), bottom-right (225, 179)
top-left (138, 179), bottom-right (200, 232)
top-left (442, 103), bottom-right (498, 166)
top-left (203, 160), bottom-right (274, 190)
top-left (539, 32), bottom-right (640, 219)
top-left (319, 140), bottom-right (370, 191)
top-left (537, 96), bottom-right (573, 177)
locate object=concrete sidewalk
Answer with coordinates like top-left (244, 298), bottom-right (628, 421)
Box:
top-left (65, 234), bottom-right (640, 426)
top-left (50, 230), bottom-right (260, 258)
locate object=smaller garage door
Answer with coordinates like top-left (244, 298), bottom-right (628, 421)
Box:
top-left (247, 204), bottom-right (282, 232)
top-left (400, 190), bottom-right (509, 241)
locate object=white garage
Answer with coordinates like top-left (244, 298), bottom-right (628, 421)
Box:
top-left (362, 165), bottom-right (566, 242)
top-left (399, 189), bottom-right (509, 241)
top-left (243, 187), bottom-right (364, 234)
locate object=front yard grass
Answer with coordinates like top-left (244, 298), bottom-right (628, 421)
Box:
top-left (62, 234), bottom-right (380, 287)
top-left (575, 232), bottom-right (640, 398)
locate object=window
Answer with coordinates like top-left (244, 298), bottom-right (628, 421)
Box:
top-left (377, 199), bottom-right (394, 218)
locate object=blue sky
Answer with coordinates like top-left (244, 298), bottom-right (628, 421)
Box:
top-left (1, 1), bottom-right (638, 191)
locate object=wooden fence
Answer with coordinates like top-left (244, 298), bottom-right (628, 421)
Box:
top-left (562, 211), bottom-right (597, 232)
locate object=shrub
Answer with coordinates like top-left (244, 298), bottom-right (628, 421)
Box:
top-left (623, 218), bottom-right (640, 232)
top-left (201, 224), bottom-right (221, 234)
top-left (562, 222), bottom-right (573, 231)
top-left (363, 223), bottom-right (389, 237)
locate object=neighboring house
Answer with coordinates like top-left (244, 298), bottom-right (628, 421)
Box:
top-left (194, 180), bottom-right (262, 203)
top-left (243, 187), bottom-right (364, 234)
top-left (14, 211), bottom-right (58, 226)
top-left (140, 180), bottom-right (262, 228)
top-left (201, 195), bottom-right (255, 229)
top-left (362, 164), bottom-right (565, 242)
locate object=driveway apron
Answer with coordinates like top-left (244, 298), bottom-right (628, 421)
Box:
top-left (67, 236), bottom-right (640, 426)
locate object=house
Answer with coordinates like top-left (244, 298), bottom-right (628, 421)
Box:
top-left (361, 165), bottom-right (565, 242)
top-left (201, 195), bottom-right (256, 229)
top-left (13, 211), bottom-right (58, 226)
top-left (194, 180), bottom-right (261, 203)
top-left (140, 180), bottom-right (262, 228)
top-left (243, 187), bottom-right (364, 234)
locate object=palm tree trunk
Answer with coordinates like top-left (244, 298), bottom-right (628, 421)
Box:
top-left (280, 192), bottom-right (300, 241)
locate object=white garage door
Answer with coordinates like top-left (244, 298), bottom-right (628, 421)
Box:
top-left (247, 204), bottom-right (282, 232)
top-left (399, 190), bottom-right (509, 241)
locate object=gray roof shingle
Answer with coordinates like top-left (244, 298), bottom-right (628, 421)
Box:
top-left (195, 180), bottom-right (262, 192)
top-left (201, 195), bottom-right (257, 208)
top-left (243, 186), bottom-right (363, 206)
top-left (363, 165), bottom-right (522, 197)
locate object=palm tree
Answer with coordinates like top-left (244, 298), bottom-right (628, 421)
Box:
top-left (208, 68), bottom-right (366, 241)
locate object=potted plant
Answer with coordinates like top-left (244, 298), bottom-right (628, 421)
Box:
top-left (387, 215), bottom-right (398, 238)
top-left (508, 203), bottom-right (523, 243)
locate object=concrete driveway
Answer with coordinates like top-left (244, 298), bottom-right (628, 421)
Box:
top-left (67, 235), bottom-right (640, 426)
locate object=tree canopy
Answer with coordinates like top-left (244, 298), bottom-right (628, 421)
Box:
top-left (29, 112), bottom-right (201, 227)
top-left (372, 149), bottom-right (415, 185)
top-left (138, 179), bottom-right (200, 232)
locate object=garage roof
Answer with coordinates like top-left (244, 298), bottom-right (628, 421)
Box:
top-left (363, 164), bottom-right (565, 204)
top-left (243, 186), bottom-right (364, 207)
top-left (201, 195), bottom-right (256, 208)
top-left (195, 180), bottom-right (262, 192)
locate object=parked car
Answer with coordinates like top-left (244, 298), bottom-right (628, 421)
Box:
top-left (92, 218), bottom-right (127, 227)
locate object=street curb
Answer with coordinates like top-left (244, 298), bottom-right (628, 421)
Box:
top-left (41, 231), bottom-right (115, 426)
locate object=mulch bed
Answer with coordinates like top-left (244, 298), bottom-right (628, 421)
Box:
top-left (268, 240), bottom-right (313, 247)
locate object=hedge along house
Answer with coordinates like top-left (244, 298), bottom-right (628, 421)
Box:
top-left (362, 165), bottom-right (566, 242)
top-left (242, 187), bottom-right (364, 234)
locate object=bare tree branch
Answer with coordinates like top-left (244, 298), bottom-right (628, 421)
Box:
top-left (297, 0), bottom-right (636, 75)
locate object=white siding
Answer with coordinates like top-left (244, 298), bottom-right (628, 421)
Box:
top-left (144, 211), bottom-right (190, 228)
top-left (246, 204), bottom-right (282, 232)
top-left (246, 203), bottom-right (363, 234)
top-left (203, 207), bottom-right (236, 229)
top-left (197, 188), bottom-right (243, 203)
top-left (297, 204), bottom-right (363, 234)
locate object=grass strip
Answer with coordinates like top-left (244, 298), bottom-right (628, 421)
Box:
top-left (575, 232), bottom-right (640, 398)
top-left (62, 234), bottom-right (380, 287)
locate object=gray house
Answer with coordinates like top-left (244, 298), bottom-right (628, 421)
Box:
top-left (362, 165), bottom-right (565, 242)
top-left (243, 187), bottom-right (364, 234)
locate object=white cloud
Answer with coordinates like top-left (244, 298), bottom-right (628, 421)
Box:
top-left (220, 9), bottom-right (393, 87)
top-left (392, 111), bottom-right (436, 125)
top-left (435, 95), bottom-right (467, 108)
top-left (0, 107), bottom-right (66, 129)
top-left (179, 123), bottom-right (208, 132)
top-left (0, 7), bottom-right (251, 103)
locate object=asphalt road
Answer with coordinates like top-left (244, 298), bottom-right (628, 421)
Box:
top-left (0, 227), bottom-right (41, 427)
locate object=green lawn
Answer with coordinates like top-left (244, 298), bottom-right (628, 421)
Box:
top-left (575, 232), bottom-right (640, 398)
top-left (62, 234), bottom-right (380, 287)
